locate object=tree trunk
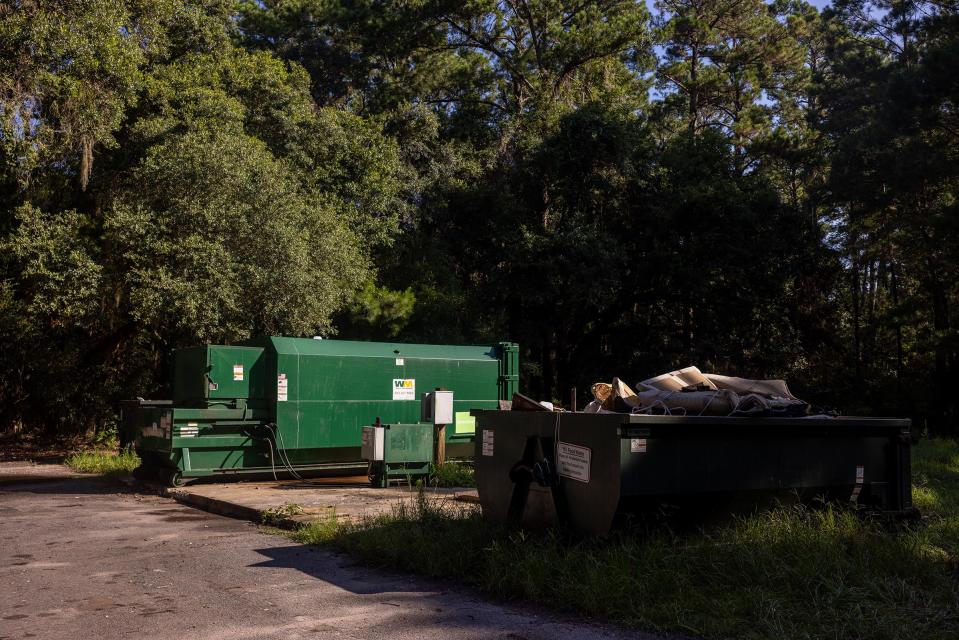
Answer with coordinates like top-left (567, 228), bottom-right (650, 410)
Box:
top-left (851, 259), bottom-right (862, 380)
top-left (689, 45), bottom-right (699, 134)
top-left (682, 300), bottom-right (695, 361)
top-left (928, 269), bottom-right (955, 434)
top-left (890, 261), bottom-right (904, 409)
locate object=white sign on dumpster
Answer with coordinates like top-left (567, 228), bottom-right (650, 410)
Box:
top-left (557, 441), bottom-right (591, 483)
top-left (482, 429), bottom-right (494, 456)
top-left (392, 378), bottom-right (416, 400)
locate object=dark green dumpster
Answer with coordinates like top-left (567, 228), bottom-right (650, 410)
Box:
top-left (122, 337), bottom-right (518, 485)
top-left (472, 410), bottom-right (914, 535)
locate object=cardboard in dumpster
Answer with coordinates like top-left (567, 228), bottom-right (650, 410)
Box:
top-left (588, 366), bottom-right (810, 417)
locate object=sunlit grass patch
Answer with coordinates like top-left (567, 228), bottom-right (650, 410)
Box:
top-left (430, 461), bottom-right (475, 487)
top-left (63, 450), bottom-right (140, 476)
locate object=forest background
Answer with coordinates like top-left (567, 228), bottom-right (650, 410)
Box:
top-left (2, 0), bottom-right (957, 436)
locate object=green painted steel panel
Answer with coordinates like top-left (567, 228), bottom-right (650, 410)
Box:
top-left (207, 345), bottom-right (266, 401)
top-left (384, 423), bottom-right (435, 464)
top-left (248, 336), bottom-right (515, 453)
top-left (172, 345), bottom-right (266, 404)
top-left (265, 337), bottom-right (504, 360)
top-left (172, 347), bottom-right (207, 403)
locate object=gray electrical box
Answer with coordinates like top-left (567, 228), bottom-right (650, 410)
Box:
top-left (360, 425), bottom-right (385, 461)
top-left (421, 390), bottom-right (454, 424)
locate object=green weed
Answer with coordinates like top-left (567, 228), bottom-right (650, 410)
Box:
top-left (261, 502), bottom-right (305, 526)
top-left (63, 450), bottom-right (140, 476)
top-left (291, 513), bottom-right (342, 545)
top-left (430, 461), bottom-right (475, 487)
top-left (89, 425), bottom-right (119, 449)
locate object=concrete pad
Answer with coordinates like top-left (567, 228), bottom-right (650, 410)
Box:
top-left (167, 477), bottom-right (479, 527)
top-left (0, 461), bottom-right (94, 486)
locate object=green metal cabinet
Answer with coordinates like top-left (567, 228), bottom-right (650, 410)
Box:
top-left (361, 423), bottom-right (435, 487)
top-left (122, 337), bottom-right (518, 485)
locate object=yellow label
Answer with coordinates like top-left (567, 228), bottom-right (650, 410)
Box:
top-left (455, 411), bottom-right (476, 434)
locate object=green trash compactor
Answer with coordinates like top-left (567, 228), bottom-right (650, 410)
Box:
top-left (121, 337), bottom-right (518, 486)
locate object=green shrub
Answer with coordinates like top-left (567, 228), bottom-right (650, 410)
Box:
top-left (430, 461), bottom-right (475, 487)
top-left (89, 425), bottom-right (119, 449)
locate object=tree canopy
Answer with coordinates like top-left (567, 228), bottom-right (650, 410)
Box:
top-left (1, 0), bottom-right (957, 434)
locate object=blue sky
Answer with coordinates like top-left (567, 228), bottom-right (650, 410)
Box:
top-left (646, 0), bottom-right (834, 9)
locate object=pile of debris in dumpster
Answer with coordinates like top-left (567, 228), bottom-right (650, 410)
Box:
top-left (582, 365), bottom-right (811, 417)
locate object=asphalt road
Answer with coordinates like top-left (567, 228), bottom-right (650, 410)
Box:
top-left (0, 478), bottom-right (659, 640)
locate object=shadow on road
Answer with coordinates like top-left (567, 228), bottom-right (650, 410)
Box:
top-left (0, 477), bottom-right (148, 496)
top-left (249, 544), bottom-right (426, 595)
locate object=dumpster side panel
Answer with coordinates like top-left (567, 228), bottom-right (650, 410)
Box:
top-left (267, 337), bottom-right (506, 457)
top-left (497, 342), bottom-right (520, 401)
top-left (473, 412), bottom-right (556, 527)
top-left (384, 423), bottom-right (435, 464)
top-left (472, 411), bottom-right (625, 532)
top-left (206, 346), bottom-right (266, 403)
top-left (552, 413), bottom-right (624, 535)
top-left (619, 418), bottom-right (913, 512)
top-left (129, 404), bottom-right (173, 452)
top-left (473, 411), bottom-right (913, 534)
top-left (172, 347), bottom-right (208, 404)
top-left (172, 345), bottom-right (265, 405)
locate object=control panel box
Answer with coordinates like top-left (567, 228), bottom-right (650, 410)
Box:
top-left (421, 390), bottom-right (454, 424)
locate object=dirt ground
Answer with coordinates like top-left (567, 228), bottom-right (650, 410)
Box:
top-left (0, 432), bottom-right (87, 463)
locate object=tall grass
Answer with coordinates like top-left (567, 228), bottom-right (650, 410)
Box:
top-left (290, 439), bottom-right (959, 639)
top-left (430, 461), bottom-right (475, 487)
top-left (63, 450), bottom-right (140, 476)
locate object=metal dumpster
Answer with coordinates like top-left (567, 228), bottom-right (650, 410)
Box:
top-left (122, 337), bottom-right (518, 485)
top-left (472, 410), bottom-right (914, 535)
